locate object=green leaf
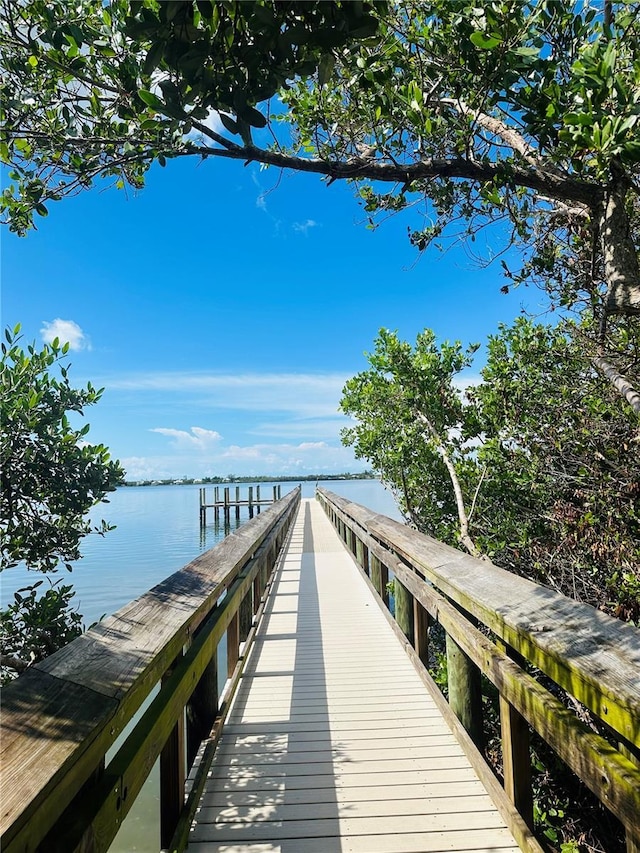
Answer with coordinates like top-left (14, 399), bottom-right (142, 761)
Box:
top-left (470, 31), bottom-right (503, 50)
top-left (143, 41), bottom-right (165, 75)
top-left (318, 53), bottom-right (334, 87)
top-left (238, 103), bottom-right (266, 129)
top-left (138, 89), bottom-right (165, 111)
top-left (563, 112), bottom-right (593, 127)
top-left (219, 112), bottom-right (238, 135)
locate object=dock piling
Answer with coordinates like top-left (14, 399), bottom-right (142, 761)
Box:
top-left (198, 484), bottom-right (285, 527)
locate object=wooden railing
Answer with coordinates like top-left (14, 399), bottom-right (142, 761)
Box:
top-left (317, 487), bottom-right (640, 853)
top-left (0, 486), bottom-right (300, 853)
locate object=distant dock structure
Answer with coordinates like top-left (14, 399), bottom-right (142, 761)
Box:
top-left (199, 483), bottom-right (284, 526)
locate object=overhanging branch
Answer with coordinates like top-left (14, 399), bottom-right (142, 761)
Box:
top-left (7, 129), bottom-right (601, 208)
top-left (592, 356), bottom-right (640, 415)
top-left (195, 142), bottom-right (600, 207)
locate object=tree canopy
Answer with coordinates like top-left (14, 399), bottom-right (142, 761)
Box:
top-left (341, 317), bottom-right (640, 622)
top-left (3, 0), bottom-right (639, 402)
top-left (0, 0), bottom-right (384, 229)
top-left (1, 326), bottom-right (124, 573)
top-left (0, 326), bottom-right (124, 680)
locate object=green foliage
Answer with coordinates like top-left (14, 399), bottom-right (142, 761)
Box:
top-left (3, 0), bottom-right (640, 336)
top-left (0, 579), bottom-right (83, 683)
top-left (341, 316), bottom-right (640, 621)
top-left (283, 0), bottom-right (640, 323)
top-left (1, 325), bottom-right (123, 680)
top-left (341, 328), bottom-right (480, 547)
top-left (1, 325), bottom-right (124, 572)
top-left (0, 0), bottom-right (384, 233)
top-left (472, 317), bottom-right (640, 619)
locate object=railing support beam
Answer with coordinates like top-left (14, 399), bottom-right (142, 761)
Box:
top-left (395, 577), bottom-right (414, 644)
top-left (187, 653), bottom-right (218, 771)
top-left (160, 654), bottom-right (186, 851)
top-left (445, 634), bottom-right (483, 747)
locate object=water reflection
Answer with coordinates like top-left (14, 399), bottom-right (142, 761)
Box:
top-left (200, 512), bottom-right (244, 550)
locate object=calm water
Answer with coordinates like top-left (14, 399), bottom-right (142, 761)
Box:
top-left (2, 478), bottom-right (401, 853)
top-left (1, 479), bottom-right (400, 625)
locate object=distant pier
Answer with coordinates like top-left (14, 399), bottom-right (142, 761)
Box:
top-left (199, 484), bottom-right (283, 526)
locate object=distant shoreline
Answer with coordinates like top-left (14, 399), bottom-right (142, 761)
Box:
top-left (122, 472), bottom-right (375, 488)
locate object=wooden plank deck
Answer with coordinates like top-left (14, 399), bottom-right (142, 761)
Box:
top-left (188, 498), bottom-right (521, 852)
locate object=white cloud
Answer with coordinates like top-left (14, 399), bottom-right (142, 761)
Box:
top-left (41, 319), bottom-right (89, 351)
top-left (217, 440), bottom-right (353, 474)
top-left (103, 371), bottom-right (349, 419)
top-left (453, 373), bottom-right (483, 391)
top-left (249, 418), bottom-right (349, 440)
top-left (292, 219), bottom-right (318, 235)
top-left (149, 426), bottom-right (222, 451)
top-left (129, 435), bottom-right (360, 480)
top-left (181, 106), bottom-right (227, 143)
top-left (119, 456), bottom-right (172, 481)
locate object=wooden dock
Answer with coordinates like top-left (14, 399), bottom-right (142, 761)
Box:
top-left (3, 488), bottom-right (637, 853)
top-left (187, 498), bottom-right (520, 852)
top-left (200, 484), bottom-right (283, 525)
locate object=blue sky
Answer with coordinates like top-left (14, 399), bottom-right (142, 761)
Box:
top-left (2, 155), bottom-right (543, 480)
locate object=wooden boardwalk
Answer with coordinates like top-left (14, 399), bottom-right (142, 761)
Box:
top-left (188, 498), bottom-right (521, 852)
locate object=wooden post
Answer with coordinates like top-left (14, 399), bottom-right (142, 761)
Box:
top-left (497, 640), bottom-right (533, 828)
top-left (256, 485), bottom-right (261, 514)
top-left (278, 484), bottom-right (281, 499)
top-left (395, 577), bottom-right (414, 644)
top-left (446, 634), bottom-right (483, 747)
top-left (214, 486), bottom-right (220, 521)
top-left (235, 486), bottom-right (240, 520)
top-left (160, 654), bottom-right (186, 850)
top-left (254, 554), bottom-right (265, 604)
top-left (227, 611), bottom-right (240, 677)
top-left (380, 562), bottom-right (389, 608)
top-left (248, 486), bottom-right (254, 518)
top-left (355, 536), bottom-right (364, 569)
top-left (239, 588), bottom-right (253, 643)
top-left (500, 694), bottom-right (533, 827)
top-left (199, 488), bottom-right (206, 528)
top-left (413, 598), bottom-right (429, 667)
top-left (273, 485), bottom-right (277, 503)
top-left (253, 567), bottom-right (261, 614)
top-left (186, 650), bottom-right (218, 770)
top-left (621, 744), bottom-right (640, 853)
top-left (370, 553), bottom-right (382, 598)
top-left (224, 487), bottom-right (230, 523)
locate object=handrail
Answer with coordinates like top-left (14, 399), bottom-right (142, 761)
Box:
top-left (0, 486), bottom-right (301, 853)
top-left (317, 487), bottom-right (640, 853)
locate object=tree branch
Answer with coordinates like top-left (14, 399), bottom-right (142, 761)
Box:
top-left (8, 124), bottom-right (601, 206)
top-left (592, 356), bottom-right (640, 415)
top-left (415, 412), bottom-right (482, 558)
top-left (400, 467), bottom-right (421, 528)
top-left (440, 97), bottom-right (541, 165)
top-left (193, 142), bottom-right (600, 207)
top-left (0, 653), bottom-right (29, 674)
top-left (600, 172), bottom-right (640, 316)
